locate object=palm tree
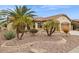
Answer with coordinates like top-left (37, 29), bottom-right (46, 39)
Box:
top-left (0, 10), bottom-right (9, 31)
top-left (43, 19), bottom-right (58, 36)
top-left (0, 10), bottom-right (9, 20)
top-left (7, 5), bottom-right (36, 40)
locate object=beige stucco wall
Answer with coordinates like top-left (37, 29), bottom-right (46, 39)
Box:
top-left (57, 16), bottom-right (71, 23)
top-left (7, 22), bottom-right (14, 31)
top-left (57, 16), bottom-right (71, 32)
top-left (35, 22), bottom-right (38, 29)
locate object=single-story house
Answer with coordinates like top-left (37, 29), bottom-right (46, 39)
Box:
top-left (33, 14), bottom-right (71, 32)
top-left (71, 19), bottom-right (79, 30)
top-left (7, 14), bottom-right (72, 32)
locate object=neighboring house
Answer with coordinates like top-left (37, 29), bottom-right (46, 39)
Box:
top-left (33, 14), bottom-right (71, 32)
top-left (71, 20), bottom-right (79, 30)
top-left (7, 14), bottom-right (72, 32)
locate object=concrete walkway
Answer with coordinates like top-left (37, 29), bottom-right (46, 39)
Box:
top-left (69, 31), bottom-right (79, 53)
top-left (69, 46), bottom-right (79, 53)
top-left (69, 31), bottom-right (79, 35)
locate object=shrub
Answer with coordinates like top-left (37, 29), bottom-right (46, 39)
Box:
top-left (29, 29), bottom-right (38, 34)
top-left (4, 31), bottom-right (16, 40)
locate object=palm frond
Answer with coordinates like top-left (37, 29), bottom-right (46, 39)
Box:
top-left (8, 5), bottom-right (36, 30)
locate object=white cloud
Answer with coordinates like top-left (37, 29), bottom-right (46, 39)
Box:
top-left (40, 5), bottom-right (72, 10)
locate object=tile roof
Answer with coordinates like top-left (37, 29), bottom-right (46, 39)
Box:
top-left (33, 14), bottom-right (71, 22)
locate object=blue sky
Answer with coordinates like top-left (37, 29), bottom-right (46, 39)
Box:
top-left (0, 5), bottom-right (79, 19)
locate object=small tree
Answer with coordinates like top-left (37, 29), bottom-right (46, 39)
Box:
top-left (7, 6), bottom-right (36, 40)
top-left (43, 19), bottom-right (58, 36)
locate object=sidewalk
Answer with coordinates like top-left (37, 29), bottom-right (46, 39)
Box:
top-left (69, 31), bottom-right (79, 35)
top-left (69, 46), bottom-right (79, 53)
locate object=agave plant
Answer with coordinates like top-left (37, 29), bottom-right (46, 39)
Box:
top-left (4, 31), bottom-right (16, 40)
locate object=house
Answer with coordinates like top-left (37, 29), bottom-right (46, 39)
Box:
top-left (33, 14), bottom-right (71, 32)
top-left (7, 14), bottom-right (72, 32)
top-left (71, 19), bottom-right (79, 30)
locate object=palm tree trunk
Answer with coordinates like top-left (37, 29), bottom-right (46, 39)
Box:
top-left (16, 28), bottom-right (20, 39)
top-left (17, 24), bottom-right (26, 40)
top-left (27, 24), bottom-right (30, 30)
top-left (19, 32), bottom-right (25, 40)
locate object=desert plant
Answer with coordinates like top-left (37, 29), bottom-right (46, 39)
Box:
top-left (4, 31), bottom-right (16, 40)
top-left (43, 19), bottom-right (58, 36)
top-left (29, 29), bottom-right (38, 35)
top-left (7, 5), bottom-right (36, 40)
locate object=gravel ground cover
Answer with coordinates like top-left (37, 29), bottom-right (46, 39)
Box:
top-left (0, 31), bottom-right (79, 53)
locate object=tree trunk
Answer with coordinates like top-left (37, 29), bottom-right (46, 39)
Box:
top-left (50, 27), bottom-right (56, 35)
top-left (45, 27), bottom-right (56, 36)
top-left (16, 28), bottom-right (20, 40)
top-left (27, 24), bottom-right (30, 30)
top-left (19, 32), bottom-right (25, 40)
top-left (16, 24), bottom-right (26, 40)
top-left (45, 29), bottom-right (50, 36)
top-left (49, 26), bottom-right (54, 36)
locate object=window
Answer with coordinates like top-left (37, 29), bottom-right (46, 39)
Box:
top-left (38, 22), bottom-right (43, 28)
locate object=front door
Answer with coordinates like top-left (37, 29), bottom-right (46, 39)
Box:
top-left (61, 23), bottom-right (70, 32)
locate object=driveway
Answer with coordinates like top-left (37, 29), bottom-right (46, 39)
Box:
top-left (69, 46), bottom-right (79, 53)
top-left (69, 31), bottom-right (79, 35)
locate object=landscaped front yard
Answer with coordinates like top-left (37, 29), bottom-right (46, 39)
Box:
top-left (0, 30), bottom-right (79, 53)
top-left (0, 5), bottom-right (77, 53)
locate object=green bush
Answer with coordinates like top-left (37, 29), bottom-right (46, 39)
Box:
top-left (29, 29), bottom-right (38, 34)
top-left (4, 31), bottom-right (16, 40)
